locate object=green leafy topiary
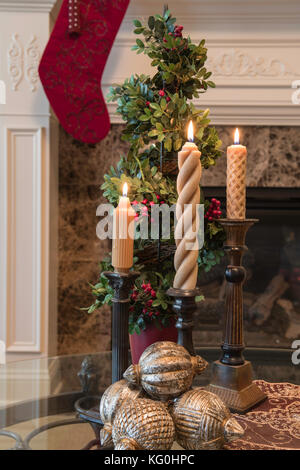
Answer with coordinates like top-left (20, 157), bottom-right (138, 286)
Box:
top-left (87, 10), bottom-right (225, 333)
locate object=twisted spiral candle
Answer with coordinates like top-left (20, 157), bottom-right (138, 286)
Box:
top-left (174, 136), bottom-right (202, 290)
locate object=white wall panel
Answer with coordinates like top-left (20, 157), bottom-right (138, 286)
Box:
top-left (5, 128), bottom-right (42, 352)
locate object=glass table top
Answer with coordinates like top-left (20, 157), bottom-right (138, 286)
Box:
top-left (0, 348), bottom-right (299, 450)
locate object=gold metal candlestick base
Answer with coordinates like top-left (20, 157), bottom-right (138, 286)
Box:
top-left (207, 361), bottom-right (266, 414)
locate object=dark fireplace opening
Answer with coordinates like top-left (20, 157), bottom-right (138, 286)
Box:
top-left (194, 187), bottom-right (300, 349)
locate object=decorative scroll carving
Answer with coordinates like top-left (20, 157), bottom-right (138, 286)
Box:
top-left (207, 49), bottom-right (295, 78)
top-left (25, 35), bottom-right (41, 92)
top-left (7, 34), bottom-right (41, 92)
top-left (7, 34), bottom-right (23, 91)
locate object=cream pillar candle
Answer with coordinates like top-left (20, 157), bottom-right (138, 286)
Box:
top-left (226, 128), bottom-right (247, 220)
top-left (112, 183), bottom-right (135, 273)
top-left (174, 121), bottom-right (202, 290)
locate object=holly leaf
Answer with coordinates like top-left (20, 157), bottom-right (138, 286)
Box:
top-left (164, 137), bottom-right (172, 152)
top-left (160, 98), bottom-right (167, 111)
top-left (148, 16), bottom-right (155, 30)
top-left (135, 324), bottom-right (141, 335)
top-left (196, 128), bottom-right (204, 140)
top-left (148, 129), bottom-right (159, 137)
top-left (134, 28), bottom-right (144, 34)
top-left (174, 138), bottom-right (182, 151)
top-left (136, 39), bottom-right (144, 48)
top-left (150, 103), bottom-right (161, 111)
top-left (139, 114), bottom-right (151, 121)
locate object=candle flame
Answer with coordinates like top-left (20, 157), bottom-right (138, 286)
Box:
top-left (234, 128), bottom-right (240, 145)
top-left (188, 120), bottom-right (194, 142)
top-left (122, 182), bottom-right (128, 197)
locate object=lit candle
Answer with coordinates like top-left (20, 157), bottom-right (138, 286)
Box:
top-left (174, 121), bottom-right (202, 289)
top-left (112, 183), bottom-right (135, 274)
top-left (226, 128), bottom-right (247, 220)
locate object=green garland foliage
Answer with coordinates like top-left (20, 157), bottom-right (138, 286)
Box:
top-left (86, 10), bottom-right (225, 333)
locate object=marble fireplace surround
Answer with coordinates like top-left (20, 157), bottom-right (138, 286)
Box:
top-left (58, 124), bottom-right (300, 355)
top-left (54, 0), bottom-right (300, 355)
top-left (1, 0), bottom-right (300, 361)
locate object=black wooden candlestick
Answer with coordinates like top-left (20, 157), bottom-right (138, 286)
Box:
top-left (103, 271), bottom-right (139, 384)
top-left (167, 287), bottom-right (201, 356)
top-left (207, 219), bottom-right (266, 413)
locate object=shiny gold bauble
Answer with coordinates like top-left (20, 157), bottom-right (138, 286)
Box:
top-left (112, 398), bottom-right (175, 450)
top-left (123, 341), bottom-right (208, 401)
top-left (99, 379), bottom-right (143, 447)
top-left (171, 388), bottom-right (244, 450)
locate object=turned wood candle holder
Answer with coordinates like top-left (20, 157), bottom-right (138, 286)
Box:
top-left (103, 271), bottom-right (140, 384)
top-left (167, 287), bottom-right (201, 356)
top-left (207, 219), bottom-right (266, 413)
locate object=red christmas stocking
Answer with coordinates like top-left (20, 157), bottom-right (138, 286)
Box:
top-left (39, 0), bottom-right (130, 143)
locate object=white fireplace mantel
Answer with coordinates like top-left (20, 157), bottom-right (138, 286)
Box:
top-left (0, 0), bottom-right (57, 12)
top-left (104, 0), bottom-right (300, 126)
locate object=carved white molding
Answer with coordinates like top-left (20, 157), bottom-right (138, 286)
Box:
top-left (0, 0), bottom-right (58, 13)
top-left (102, 0), bottom-right (300, 125)
top-left (206, 49), bottom-right (296, 79)
top-left (5, 127), bottom-right (42, 353)
top-left (7, 34), bottom-right (23, 91)
top-left (121, 0), bottom-right (300, 20)
top-left (25, 35), bottom-right (42, 91)
top-left (107, 103), bottom-right (300, 127)
top-left (7, 34), bottom-right (41, 92)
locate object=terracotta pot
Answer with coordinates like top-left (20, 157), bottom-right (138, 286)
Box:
top-left (129, 320), bottom-right (178, 364)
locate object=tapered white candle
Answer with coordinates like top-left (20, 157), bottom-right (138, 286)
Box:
top-left (226, 128), bottom-right (247, 220)
top-left (112, 183), bottom-right (135, 273)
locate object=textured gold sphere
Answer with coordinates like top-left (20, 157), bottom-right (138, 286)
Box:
top-left (99, 379), bottom-right (144, 447)
top-left (171, 388), bottom-right (244, 450)
top-left (112, 398), bottom-right (175, 450)
top-left (123, 341), bottom-right (208, 401)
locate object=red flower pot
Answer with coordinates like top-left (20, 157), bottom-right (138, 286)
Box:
top-left (129, 320), bottom-right (178, 364)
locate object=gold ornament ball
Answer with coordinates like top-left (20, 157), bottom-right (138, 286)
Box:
top-left (99, 379), bottom-right (144, 447)
top-left (123, 341), bottom-right (208, 401)
top-left (112, 398), bottom-right (175, 450)
top-left (171, 388), bottom-right (244, 450)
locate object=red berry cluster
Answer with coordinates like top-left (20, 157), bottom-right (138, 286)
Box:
top-left (163, 25), bottom-right (184, 51)
top-left (129, 282), bottom-right (160, 319)
top-left (159, 90), bottom-right (171, 102)
top-left (146, 94), bottom-right (170, 109)
top-left (205, 198), bottom-right (222, 222)
top-left (173, 25), bottom-right (183, 37)
top-left (131, 196), bottom-right (165, 222)
top-left (166, 25), bottom-right (183, 39)
top-left (141, 282), bottom-right (157, 298)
